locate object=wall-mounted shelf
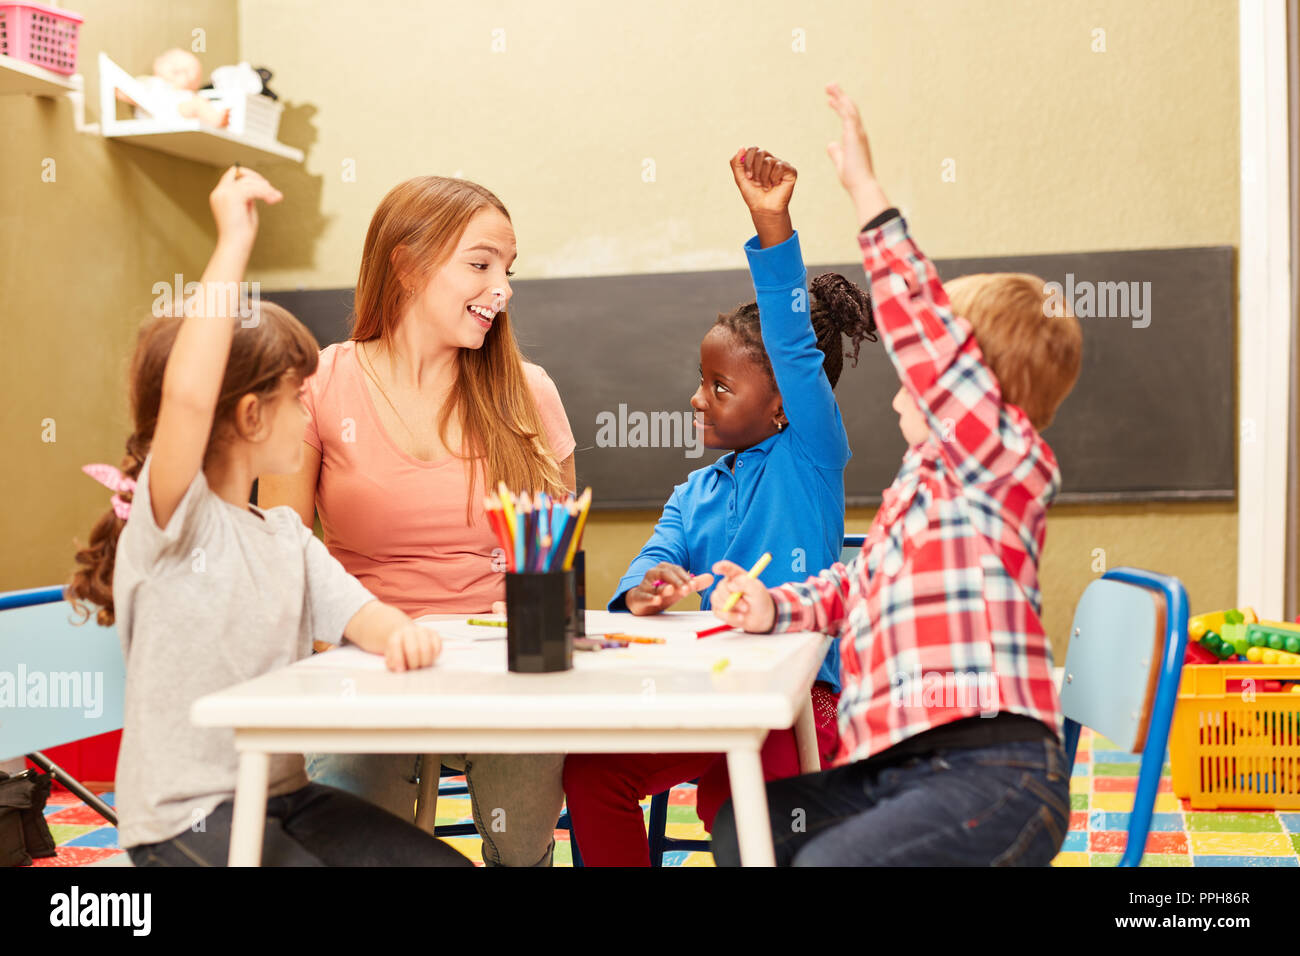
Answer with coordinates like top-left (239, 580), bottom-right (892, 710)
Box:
top-left (0, 53), bottom-right (80, 97)
top-left (102, 123), bottom-right (304, 166)
top-left (97, 52), bottom-right (303, 168)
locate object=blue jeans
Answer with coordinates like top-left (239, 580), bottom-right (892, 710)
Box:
top-left (127, 783), bottom-right (472, 867)
top-left (710, 737), bottom-right (1070, 866)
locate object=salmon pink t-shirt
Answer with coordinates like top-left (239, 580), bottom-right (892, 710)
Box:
top-left (302, 341), bottom-right (576, 616)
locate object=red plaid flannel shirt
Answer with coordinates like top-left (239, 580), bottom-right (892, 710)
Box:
top-left (769, 214), bottom-right (1063, 766)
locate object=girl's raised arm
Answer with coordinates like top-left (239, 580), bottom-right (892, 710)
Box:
top-left (149, 166), bottom-right (283, 529)
top-left (730, 148), bottom-right (851, 469)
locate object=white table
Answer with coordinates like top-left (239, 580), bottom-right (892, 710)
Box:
top-left (190, 611), bottom-right (830, 867)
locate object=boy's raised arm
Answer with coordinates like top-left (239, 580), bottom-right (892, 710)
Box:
top-left (825, 83), bottom-right (1046, 493)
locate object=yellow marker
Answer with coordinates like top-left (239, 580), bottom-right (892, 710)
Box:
top-left (497, 481), bottom-right (517, 542)
top-left (712, 657), bottom-right (730, 674)
top-left (721, 552), bottom-right (772, 613)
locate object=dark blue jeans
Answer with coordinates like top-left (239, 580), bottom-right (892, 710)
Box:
top-left (711, 737), bottom-right (1070, 866)
top-left (127, 783), bottom-right (472, 867)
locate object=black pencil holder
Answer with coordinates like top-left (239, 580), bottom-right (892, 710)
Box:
top-left (506, 568), bottom-right (575, 673)
top-left (569, 550), bottom-right (586, 637)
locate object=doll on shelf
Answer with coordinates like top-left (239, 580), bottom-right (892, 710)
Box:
top-left (117, 49), bottom-right (229, 128)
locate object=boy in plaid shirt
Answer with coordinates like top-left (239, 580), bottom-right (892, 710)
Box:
top-left (708, 84), bottom-right (1083, 866)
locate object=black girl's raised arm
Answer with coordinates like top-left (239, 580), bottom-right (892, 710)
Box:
top-left (729, 148), bottom-right (850, 470)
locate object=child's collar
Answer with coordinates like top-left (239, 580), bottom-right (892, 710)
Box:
top-left (712, 431), bottom-right (782, 473)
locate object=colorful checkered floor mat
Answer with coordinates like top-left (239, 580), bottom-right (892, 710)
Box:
top-left (23, 729), bottom-right (1300, 866)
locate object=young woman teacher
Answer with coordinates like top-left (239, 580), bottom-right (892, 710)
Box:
top-left (259, 176), bottom-right (576, 866)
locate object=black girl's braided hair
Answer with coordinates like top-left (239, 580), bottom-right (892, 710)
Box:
top-left (713, 272), bottom-right (876, 390)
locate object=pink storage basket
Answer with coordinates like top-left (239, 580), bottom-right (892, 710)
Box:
top-left (0, 2), bottom-right (83, 75)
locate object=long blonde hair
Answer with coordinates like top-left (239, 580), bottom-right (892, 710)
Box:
top-left (350, 176), bottom-right (566, 519)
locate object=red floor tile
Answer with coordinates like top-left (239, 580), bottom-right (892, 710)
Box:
top-left (31, 847), bottom-right (124, 867)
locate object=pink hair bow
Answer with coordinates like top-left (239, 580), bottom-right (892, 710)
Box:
top-left (82, 464), bottom-right (136, 520)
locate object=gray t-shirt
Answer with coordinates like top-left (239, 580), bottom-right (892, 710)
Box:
top-left (112, 455), bottom-right (374, 847)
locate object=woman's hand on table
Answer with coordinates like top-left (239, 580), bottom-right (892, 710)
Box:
top-left (624, 563), bottom-right (714, 616)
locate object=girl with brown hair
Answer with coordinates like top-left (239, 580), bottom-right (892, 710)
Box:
top-left (69, 167), bottom-right (469, 867)
top-left (258, 176), bottom-right (576, 866)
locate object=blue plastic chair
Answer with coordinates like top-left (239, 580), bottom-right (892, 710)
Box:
top-left (0, 585), bottom-right (126, 825)
top-left (616, 535), bottom-right (868, 866)
top-left (1059, 567), bottom-right (1188, 867)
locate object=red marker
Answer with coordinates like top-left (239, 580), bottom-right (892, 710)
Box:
top-left (696, 623), bottom-right (732, 639)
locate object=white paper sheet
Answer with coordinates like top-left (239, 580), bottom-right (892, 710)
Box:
top-left (415, 615), bottom-right (509, 642)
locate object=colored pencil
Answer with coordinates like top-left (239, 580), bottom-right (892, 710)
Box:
top-left (514, 504), bottom-right (525, 572)
top-left (696, 623), bottom-right (732, 639)
top-left (497, 480), bottom-right (517, 540)
top-left (562, 488), bottom-right (593, 570)
top-left (548, 500), bottom-right (577, 572)
top-left (721, 552), bottom-right (773, 613)
top-left (602, 633), bottom-right (667, 645)
top-left (484, 496), bottom-right (513, 571)
top-left (467, 618), bottom-right (508, 627)
top-left (519, 492), bottom-right (535, 571)
top-left (547, 505), bottom-right (570, 572)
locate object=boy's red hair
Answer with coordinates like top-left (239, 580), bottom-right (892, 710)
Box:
top-left (944, 273), bottom-right (1082, 430)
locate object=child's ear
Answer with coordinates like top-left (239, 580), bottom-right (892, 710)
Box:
top-left (234, 393), bottom-right (268, 440)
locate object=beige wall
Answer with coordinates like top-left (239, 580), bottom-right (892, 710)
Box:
top-left (239, 0), bottom-right (1239, 287)
top-left (2, 0), bottom-right (240, 592)
top-left (8, 1), bottom-right (1239, 656)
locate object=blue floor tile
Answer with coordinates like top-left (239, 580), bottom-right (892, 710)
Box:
top-left (63, 827), bottom-right (120, 848)
top-left (1061, 831), bottom-right (1088, 852)
top-left (1087, 811), bottom-right (1183, 832)
top-left (1195, 855), bottom-right (1298, 867)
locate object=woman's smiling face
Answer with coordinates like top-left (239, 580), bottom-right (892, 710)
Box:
top-left (407, 207), bottom-right (517, 350)
top-left (691, 326), bottom-right (785, 452)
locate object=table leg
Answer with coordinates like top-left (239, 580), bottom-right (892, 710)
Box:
top-left (414, 753), bottom-right (441, 832)
top-left (228, 749), bottom-right (270, 866)
top-left (725, 746), bottom-right (776, 867)
top-left (794, 695), bottom-right (820, 774)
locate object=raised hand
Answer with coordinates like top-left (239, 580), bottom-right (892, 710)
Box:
top-left (208, 164), bottom-right (283, 248)
top-left (824, 82), bottom-right (890, 225)
top-left (729, 147), bottom-right (797, 217)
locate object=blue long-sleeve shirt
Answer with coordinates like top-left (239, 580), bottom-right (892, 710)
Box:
top-left (609, 231), bottom-right (849, 690)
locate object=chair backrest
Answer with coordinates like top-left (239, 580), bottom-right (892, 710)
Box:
top-left (1058, 567), bottom-right (1188, 867)
top-left (0, 589), bottom-right (126, 761)
top-left (841, 534), bottom-right (866, 565)
top-left (1060, 578), bottom-right (1169, 752)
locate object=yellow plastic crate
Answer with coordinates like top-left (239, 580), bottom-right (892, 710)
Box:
top-left (1170, 664), bottom-right (1300, 810)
